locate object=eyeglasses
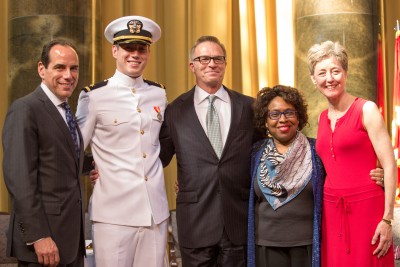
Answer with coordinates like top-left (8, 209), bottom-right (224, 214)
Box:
top-left (267, 110), bottom-right (298, 120)
top-left (192, 56), bottom-right (226, 65)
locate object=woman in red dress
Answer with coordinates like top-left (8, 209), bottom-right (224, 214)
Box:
top-left (307, 40), bottom-right (397, 267)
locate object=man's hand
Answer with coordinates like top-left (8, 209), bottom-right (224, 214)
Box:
top-left (89, 160), bottom-right (99, 187)
top-left (33, 237), bottom-right (60, 267)
top-left (90, 169), bottom-right (99, 186)
top-left (174, 180), bottom-right (179, 194)
top-left (370, 168), bottom-right (384, 187)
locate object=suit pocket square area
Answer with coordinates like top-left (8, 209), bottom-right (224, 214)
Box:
top-left (43, 202), bottom-right (61, 215)
top-left (176, 191), bottom-right (198, 203)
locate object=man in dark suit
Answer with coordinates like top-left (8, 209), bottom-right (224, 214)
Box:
top-left (159, 35), bottom-right (257, 267)
top-left (2, 39), bottom-right (85, 267)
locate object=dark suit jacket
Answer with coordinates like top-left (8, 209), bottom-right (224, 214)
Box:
top-left (160, 86), bottom-right (257, 248)
top-left (2, 86), bottom-right (85, 263)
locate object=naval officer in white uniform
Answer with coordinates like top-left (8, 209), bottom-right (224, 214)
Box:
top-left (76, 16), bottom-right (169, 267)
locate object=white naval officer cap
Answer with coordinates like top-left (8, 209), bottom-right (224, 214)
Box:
top-left (104, 15), bottom-right (161, 45)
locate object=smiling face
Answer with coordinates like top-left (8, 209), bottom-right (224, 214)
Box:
top-left (38, 44), bottom-right (79, 101)
top-left (112, 43), bottom-right (150, 78)
top-left (266, 96), bottom-right (299, 148)
top-left (189, 41), bottom-right (226, 93)
top-left (311, 56), bottom-right (347, 101)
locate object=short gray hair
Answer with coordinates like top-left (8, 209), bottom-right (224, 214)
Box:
top-left (307, 40), bottom-right (348, 75)
top-left (190, 35), bottom-right (227, 60)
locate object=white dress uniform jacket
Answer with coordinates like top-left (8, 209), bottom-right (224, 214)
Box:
top-left (76, 70), bottom-right (169, 226)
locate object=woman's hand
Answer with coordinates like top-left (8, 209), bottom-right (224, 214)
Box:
top-left (371, 220), bottom-right (393, 258)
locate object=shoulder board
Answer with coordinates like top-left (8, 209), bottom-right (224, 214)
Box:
top-left (144, 79), bottom-right (166, 89)
top-left (82, 80), bottom-right (108, 93)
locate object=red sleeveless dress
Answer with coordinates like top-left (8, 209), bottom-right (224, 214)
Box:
top-left (316, 98), bottom-right (394, 267)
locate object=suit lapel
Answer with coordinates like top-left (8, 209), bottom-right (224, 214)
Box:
top-left (180, 87), bottom-right (218, 157)
top-left (76, 125), bottom-right (84, 170)
top-left (35, 87), bottom-right (80, 167)
top-left (222, 87), bottom-right (244, 157)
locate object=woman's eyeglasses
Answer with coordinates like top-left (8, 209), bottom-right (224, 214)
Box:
top-left (267, 110), bottom-right (298, 120)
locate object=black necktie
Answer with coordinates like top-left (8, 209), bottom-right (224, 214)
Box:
top-left (60, 102), bottom-right (80, 159)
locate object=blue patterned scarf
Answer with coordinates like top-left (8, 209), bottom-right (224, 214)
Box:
top-left (257, 132), bottom-right (312, 210)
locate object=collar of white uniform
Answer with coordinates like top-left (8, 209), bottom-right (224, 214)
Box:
top-left (113, 69), bottom-right (145, 88)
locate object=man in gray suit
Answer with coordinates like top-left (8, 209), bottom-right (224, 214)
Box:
top-left (2, 39), bottom-right (85, 267)
top-left (159, 35), bottom-right (257, 267)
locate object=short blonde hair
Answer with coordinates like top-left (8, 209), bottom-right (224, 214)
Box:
top-left (307, 40), bottom-right (348, 75)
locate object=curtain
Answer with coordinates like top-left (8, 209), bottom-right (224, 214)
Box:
top-left (0, 0), bottom-right (289, 212)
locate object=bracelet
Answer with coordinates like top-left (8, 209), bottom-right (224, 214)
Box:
top-left (382, 218), bottom-right (393, 226)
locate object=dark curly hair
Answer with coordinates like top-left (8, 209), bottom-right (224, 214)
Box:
top-left (254, 85), bottom-right (308, 137)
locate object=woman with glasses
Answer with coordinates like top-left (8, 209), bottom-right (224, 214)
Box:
top-left (308, 40), bottom-right (396, 267)
top-left (247, 85), bottom-right (325, 267)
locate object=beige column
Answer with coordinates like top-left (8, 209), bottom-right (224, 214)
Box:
top-left (7, 0), bottom-right (102, 211)
top-left (0, 1), bottom-right (9, 212)
top-left (8, 0), bottom-right (101, 109)
top-left (294, 0), bottom-right (380, 137)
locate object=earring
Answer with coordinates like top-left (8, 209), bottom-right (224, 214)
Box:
top-left (266, 127), bottom-right (272, 138)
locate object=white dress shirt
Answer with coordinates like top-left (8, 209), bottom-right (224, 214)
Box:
top-left (41, 82), bottom-right (67, 122)
top-left (41, 82), bottom-right (80, 147)
top-left (194, 86), bottom-right (231, 146)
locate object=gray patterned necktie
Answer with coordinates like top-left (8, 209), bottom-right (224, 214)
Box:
top-left (206, 95), bottom-right (223, 158)
top-left (60, 102), bottom-right (80, 159)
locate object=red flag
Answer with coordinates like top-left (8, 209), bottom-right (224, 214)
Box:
top-left (394, 30), bottom-right (400, 147)
top-left (392, 27), bottom-right (400, 203)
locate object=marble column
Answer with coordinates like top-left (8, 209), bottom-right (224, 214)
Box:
top-left (8, 0), bottom-right (102, 211)
top-left (295, 0), bottom-right (380, 137)
top-left (8, 0), bottom-right (102, 110)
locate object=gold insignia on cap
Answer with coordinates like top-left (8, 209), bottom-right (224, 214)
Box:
top-left (104, 16), bottom-right (161, 45)
top-left (127, 20), bottom-right (143, 34)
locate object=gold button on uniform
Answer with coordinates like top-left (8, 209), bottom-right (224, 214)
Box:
top-left (131, 88), bottom-right (136, 93)
top-left (140, 130), bottom-right (144, 135)
top-left (144, 176), bottom-right (148, 181)
top-left (143, 153), bottom-right (147, 158)
top-left (137, 108), bottom-right (141, 113)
